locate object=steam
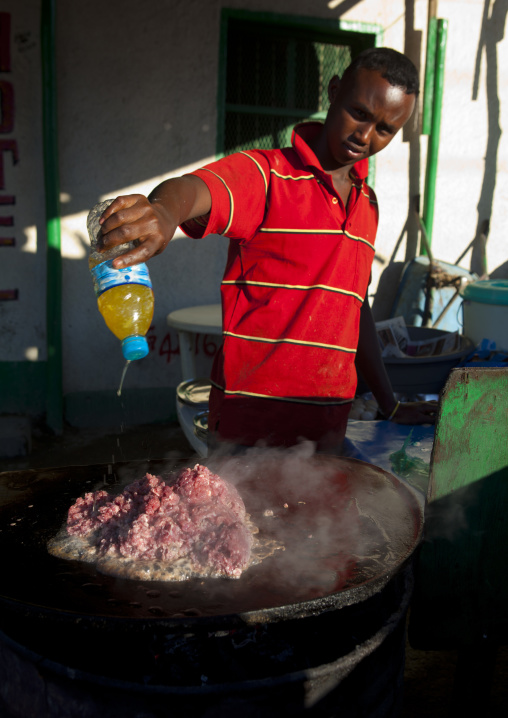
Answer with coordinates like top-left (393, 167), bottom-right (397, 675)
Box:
top-left (423, 481), bottom-right (478, 542)
top-left (205, 440), bottom-right (409, 594)
top-left (71, 439), bottom-right (422, 597)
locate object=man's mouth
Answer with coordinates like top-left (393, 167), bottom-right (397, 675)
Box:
top-left (343, 141), bottom-right (365, 159)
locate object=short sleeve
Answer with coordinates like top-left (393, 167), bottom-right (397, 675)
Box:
top-left (180, 151), bottom-right (269, 241)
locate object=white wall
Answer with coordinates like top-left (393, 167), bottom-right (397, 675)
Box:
top-left (423, 0), bottom-right (508, 273)
top-left (0, 1), bottom-right (46, 362)
top-left (1, 0), bottom-right (507, 419)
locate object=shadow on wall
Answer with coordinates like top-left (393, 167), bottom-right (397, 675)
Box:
top-left (371, 0), bottom-right (422, 320)
top-left (470, 0), bottom-right (507, 277)
top-left (491, 260), bottom-right (508, 279)
top-left (373, 0), bottom-right (507, 319)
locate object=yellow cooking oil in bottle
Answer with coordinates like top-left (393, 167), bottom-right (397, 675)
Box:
top-left (87, 199), bottom-right (154, 363)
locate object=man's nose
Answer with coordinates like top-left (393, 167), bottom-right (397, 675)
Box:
top-left (354, 123), bottom-right (373, 144)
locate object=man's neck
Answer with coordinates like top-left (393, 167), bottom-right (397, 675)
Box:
top-left (307, 128), bottom-right (354, 203)
top-left (308, 128), bottom-right (354, 183)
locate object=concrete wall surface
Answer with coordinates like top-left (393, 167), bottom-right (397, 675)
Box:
top-left (0, 0), bottom-right (506, 426)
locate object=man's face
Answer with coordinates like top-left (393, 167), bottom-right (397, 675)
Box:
top-left (324, 67), bottom-right (416, 168)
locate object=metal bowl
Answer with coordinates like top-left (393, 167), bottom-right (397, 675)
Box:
top-left (193, 410), bottom-right (209, 442)
top-left (177, 378), bottom-right (212, 407)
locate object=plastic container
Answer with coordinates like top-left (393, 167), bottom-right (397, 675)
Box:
top-left (461, 280), bottom-right (508, 351)
top-left (87, 200), bottom-right (154, 361)
top-left (356, 327), bottom-right (474, 396)
top-left (390, 256), bottom-right (477, 332)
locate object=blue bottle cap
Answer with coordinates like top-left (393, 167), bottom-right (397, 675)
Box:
top-left (121, 335), bottom-right (149, 361)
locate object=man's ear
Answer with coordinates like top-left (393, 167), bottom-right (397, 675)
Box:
top-left (328, 75), bottom-right (341, 103)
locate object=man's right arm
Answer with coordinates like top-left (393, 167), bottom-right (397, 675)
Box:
top-left (98, 175), bottom-right (212, 269)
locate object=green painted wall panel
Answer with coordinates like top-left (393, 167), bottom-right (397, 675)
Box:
top-left (429, 368), bottom-right (508, 501)
top-left (0, 362), bottom-right (177, 429)
top-left (64, 388), bottom-right (177, 428)
top-left (0, 362), bottom-right (47, 416)
top-left (410, 367), bottom-right (508, 649)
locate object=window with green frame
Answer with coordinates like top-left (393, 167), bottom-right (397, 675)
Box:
top-left (217, 11), bottom-right (381, 169)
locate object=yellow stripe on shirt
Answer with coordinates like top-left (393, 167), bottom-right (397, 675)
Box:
top-left (259, 226), bottom-right (374, 249)
top-left (270, 170), bottom-right (315, 181)
top-left (221, 279), bottom-right (364, 303)
top-left (209, 379), bottom-right (354, 406)
top-left (239, 151), bottom-right (269, 196)
top-left (223, 330), bottom-right (356, 353)
top-left (201, 168), bottom-right (235, 234)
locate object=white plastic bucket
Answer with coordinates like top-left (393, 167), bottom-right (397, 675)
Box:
top-left (461, 280), bottom-right (508, 351)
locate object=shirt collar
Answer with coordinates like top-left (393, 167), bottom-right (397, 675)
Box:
top-left (291, 121), bottom-right (369, 182)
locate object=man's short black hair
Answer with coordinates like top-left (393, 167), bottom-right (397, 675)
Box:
top-left (345, 47), bottom-right (420, 96)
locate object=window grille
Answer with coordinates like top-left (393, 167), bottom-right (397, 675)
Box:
top-left (222, 16), bottom-right (375, 154)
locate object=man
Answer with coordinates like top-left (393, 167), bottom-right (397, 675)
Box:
top-left (98, 47), bottom-right (436, 451)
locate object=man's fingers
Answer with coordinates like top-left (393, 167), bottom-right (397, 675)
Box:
top-left (99, 194), bottom-right (144, 225)
top-left (111, 235), bottom-right (169, 268)
top-left (392, 400), bottom-right (438, 425)
top-left (95, 193), bottom-right (176, 267)
top-left (111, 244), bottom-right (151, 268)
top-left (100, 198), bottom-right (151, 238)
top-left (101, 216), bottom-right (150, 249)
top-left (422, 401), bottom-right (438, 415)
top-left (100, 198), bottom-right (167, 255)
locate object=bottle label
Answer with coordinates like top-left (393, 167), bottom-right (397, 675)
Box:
top-left (91, 260), bottom-right (152, 297)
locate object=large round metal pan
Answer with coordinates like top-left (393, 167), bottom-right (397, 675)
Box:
top-left (0, 453), bottom-right (423, 631)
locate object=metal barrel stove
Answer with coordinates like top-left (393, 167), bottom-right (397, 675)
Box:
top-left (0, 454), bottom-right (423, 717)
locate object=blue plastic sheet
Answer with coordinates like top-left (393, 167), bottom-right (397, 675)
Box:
top-left (344, 419), bottom-right (435, 501)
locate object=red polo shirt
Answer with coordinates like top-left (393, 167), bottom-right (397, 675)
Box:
top-left (182, 122), bottom-right (378, 448)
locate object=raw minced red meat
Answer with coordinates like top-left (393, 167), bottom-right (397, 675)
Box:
top-left (66, 464), bottom-right (253, 578)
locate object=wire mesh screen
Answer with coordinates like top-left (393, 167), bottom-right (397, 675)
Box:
top-left (224, 112), bottom-right (303, 154)
top-left (224, 21), bottom-right (354, 153)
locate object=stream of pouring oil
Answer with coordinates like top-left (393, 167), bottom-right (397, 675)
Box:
top-left (117, 360), bottom-right (131, 397)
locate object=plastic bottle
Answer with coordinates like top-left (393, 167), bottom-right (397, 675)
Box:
top-left (87, 199), bottom-right (154, 361)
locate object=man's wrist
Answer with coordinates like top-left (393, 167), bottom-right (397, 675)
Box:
top-left (382, 400), bottom-right (401, 421)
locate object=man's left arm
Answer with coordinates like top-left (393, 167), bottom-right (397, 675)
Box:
top-left (355, 300), bottom-right (437, 424)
